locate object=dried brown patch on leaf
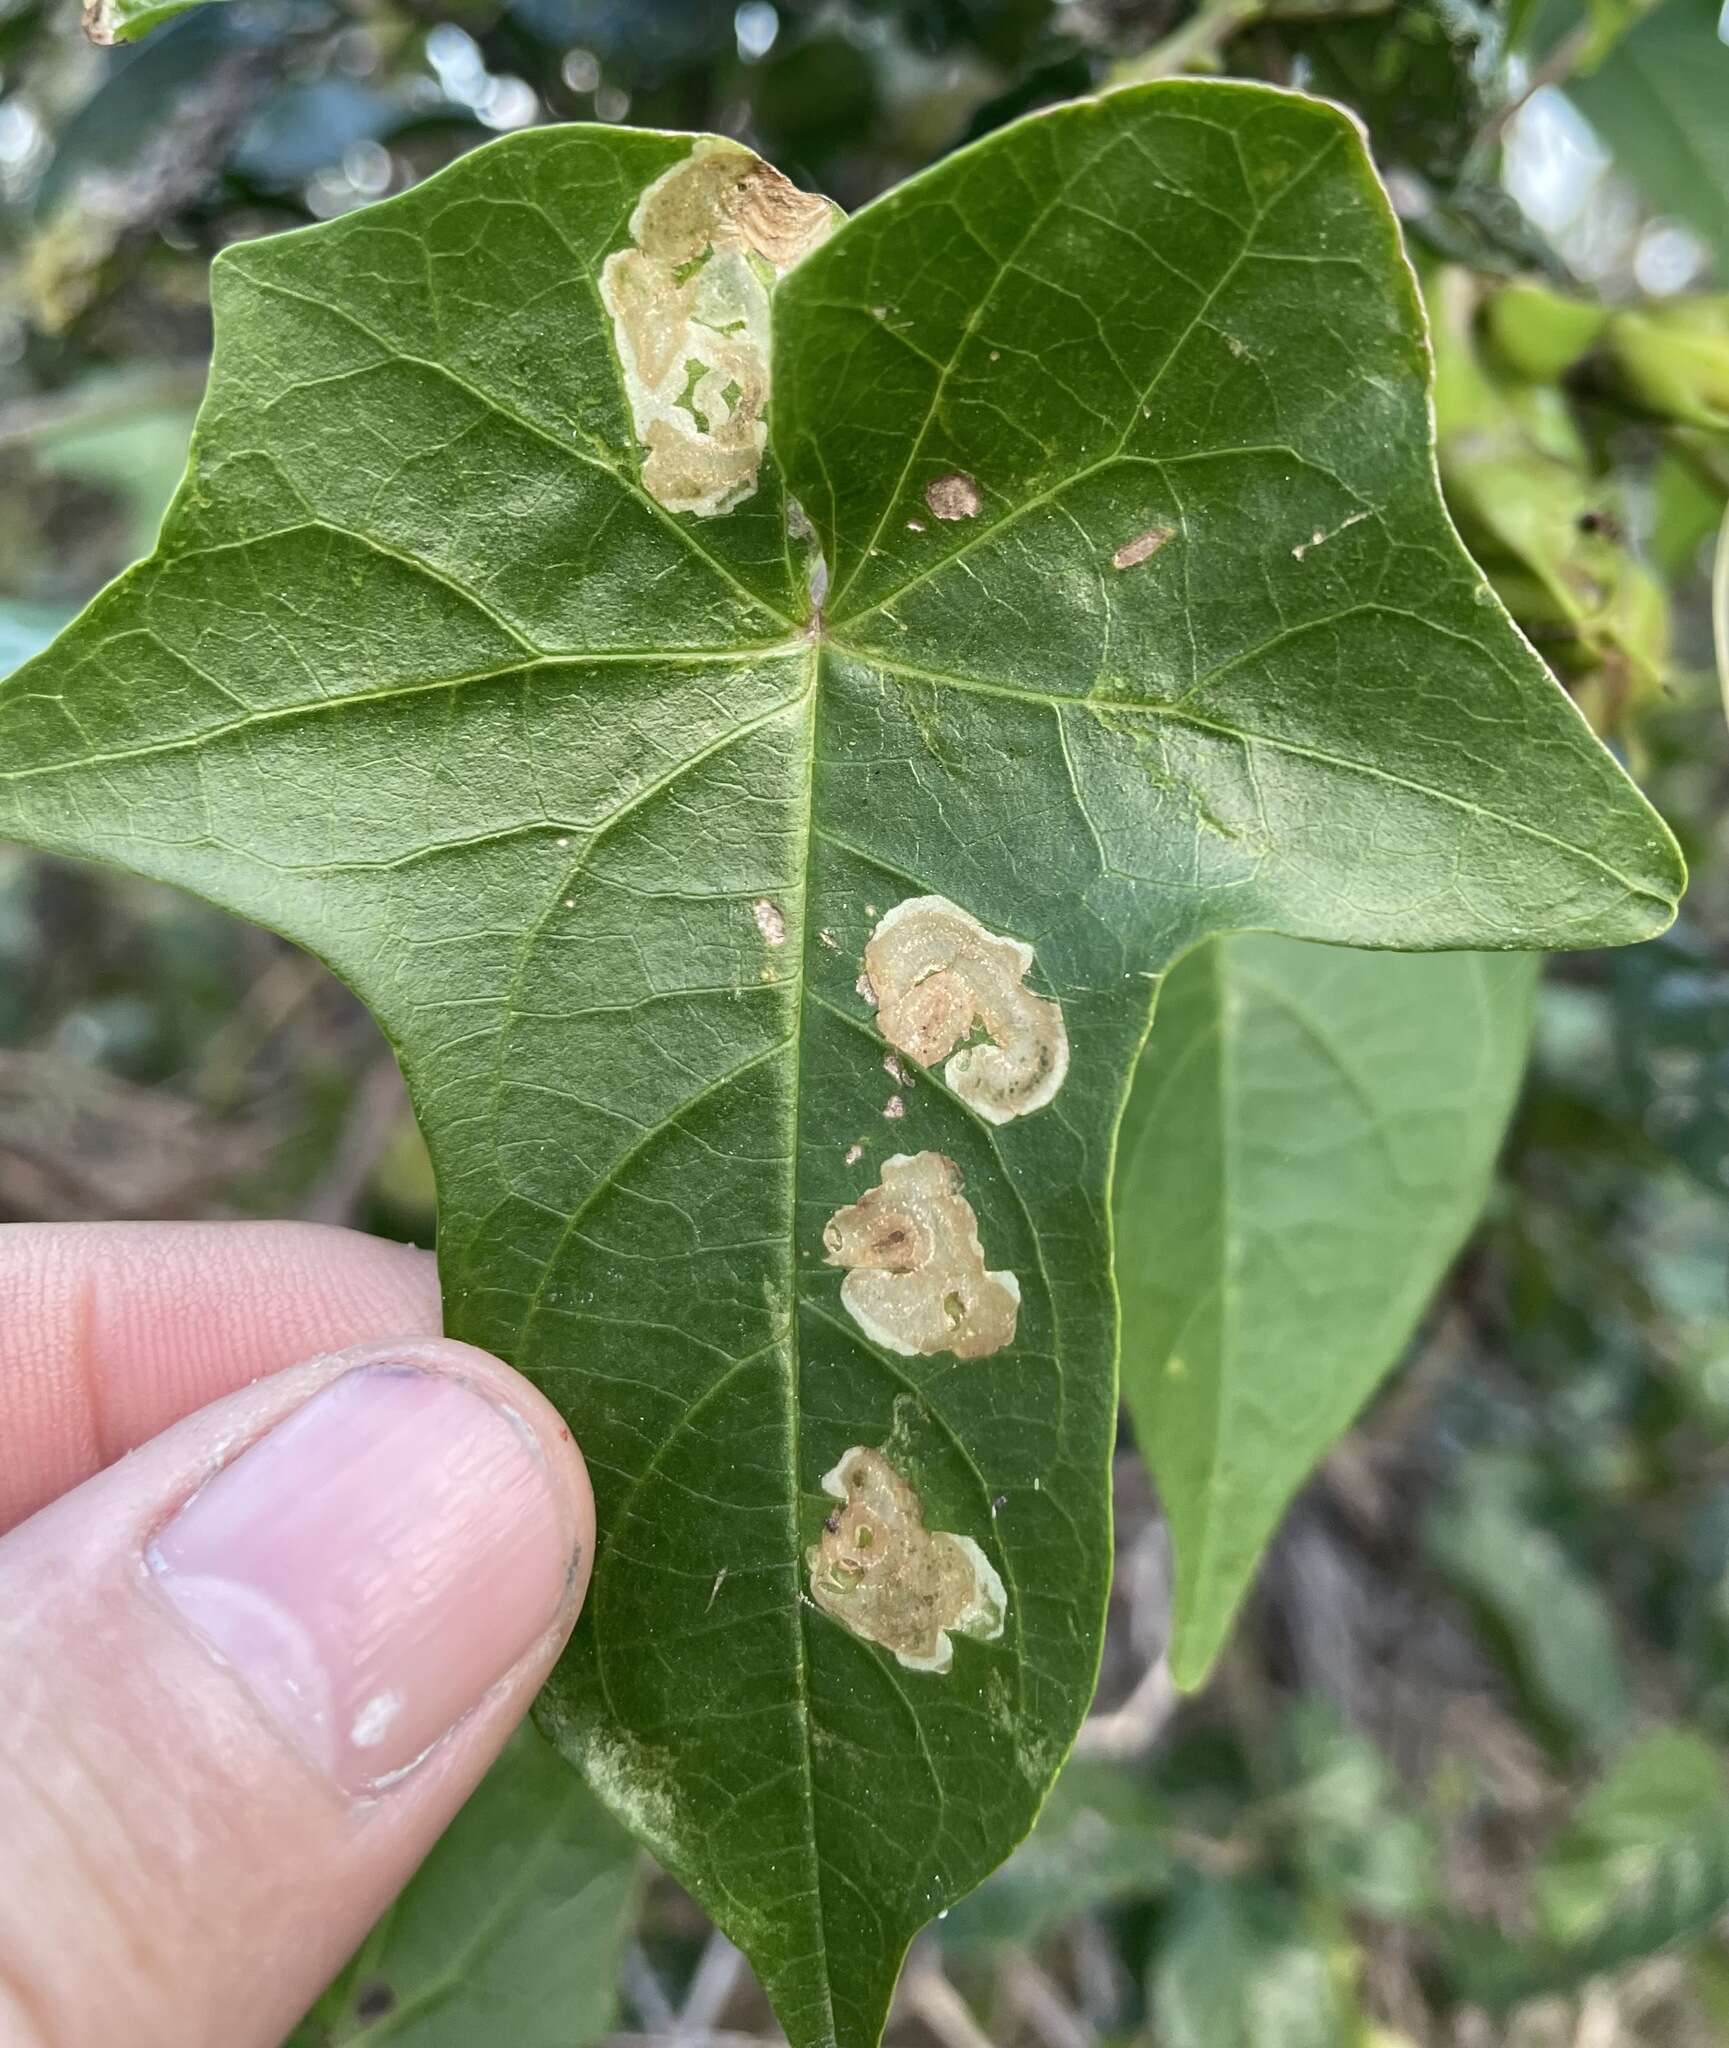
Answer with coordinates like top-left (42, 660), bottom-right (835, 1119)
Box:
top-left (806, 1446), bottom-right (1006, 1673)
top-left (728, 162), bottom-right (835, 266)
top-left (1111, 525), bottom-right (1174, 570)
top-left (865, 895), bottom-right (1068, 1123)
top-left (824, 1149), bottom-right (1019, 1358)
top-left (601, 140), bottom-right (839, 517)
top-left (924, 472), bottom-right (982, 521)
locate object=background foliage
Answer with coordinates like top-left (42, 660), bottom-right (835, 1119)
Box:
top-left (1, 0), bottom-right (1727, 2042)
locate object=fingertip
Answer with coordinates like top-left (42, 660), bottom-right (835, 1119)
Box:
top-left (340, 1335), bottom-right (598, 1621)
top-left (0, 1333), bottom-right (594, 2048)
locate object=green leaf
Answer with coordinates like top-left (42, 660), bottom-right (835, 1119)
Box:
top-left (1428, 1453), bottom-right (1635, 1751)
top-left (1149, 1877), bottom-right (1353, 2048)
top-left (0, 87), bottom-right (1682, 2046)
top-left (1538, 1727), bottom-right (1729, 1948)
top-left (289, 1723), bottom-right (640, 2047)
top-left (1117, 936), bottom-right (1537, 1687)
top-left (1569, 0), bottom-right (1729, 279)
top-left (1278, 1703), bottom-right (1434, 1920)
top-left (1443, 1726), bottom-right (1729, 2004)
top-left (939, 1757), bottom-right (1174, 1950)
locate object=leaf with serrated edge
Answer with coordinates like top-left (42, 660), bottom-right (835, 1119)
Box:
top-left (1116, 935), bottom-right (1537, 1690)
top-left (0, 85), bottom-right (1682, 2048)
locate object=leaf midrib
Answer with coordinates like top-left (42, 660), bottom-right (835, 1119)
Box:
top-left (783, 625), bottom-right (847, 2047)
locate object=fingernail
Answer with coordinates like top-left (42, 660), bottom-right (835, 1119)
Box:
top-left (148, 1365), bottom-right (574, 1795)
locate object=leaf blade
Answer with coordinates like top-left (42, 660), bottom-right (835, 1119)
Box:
top-left (1115, 936), bottom-right (1537, 1687)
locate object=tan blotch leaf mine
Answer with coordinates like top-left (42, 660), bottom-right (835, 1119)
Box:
top-left (806, 1446), bottom-right (1006, 1673)
top-left (924, 472), bottom-right (982, 521)
top-left (600, 140), bottom-right (838, 518)
top-left (1111, 524), bottom-right (1174, 570)
top-left (824, 1150), bottom-right (1019, 1359)
top-left (864, 895), bottom-right (1068, 1124)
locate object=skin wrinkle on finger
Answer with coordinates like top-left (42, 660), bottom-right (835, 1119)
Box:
top-left (0, 1334), bottom-right (593, 2048)
top-left (0, 1222), bottom-right (442, 1533)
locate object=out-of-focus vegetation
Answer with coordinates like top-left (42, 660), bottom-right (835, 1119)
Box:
top-left (2, 0), bottom-right (1728, 2041)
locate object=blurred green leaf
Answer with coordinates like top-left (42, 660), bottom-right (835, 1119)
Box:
top-left (1482, 278), bottom-right (1608, 383)
top-left (1538, 1726), bottom-right (1729, 1946)
top-left (1445, 1726), bottom-right (1729, 2004)
top-left (1608, 928), bottom-right (1729, 1196)
top-left (1650, 439), bottom-right (1727, 577)
top-left (1569, 0), bottom-right (1729, 278)
top-left (1428, 1453), bottom-right (1635, 1751)
top-left (1604, 296), bottom-right (1729, 431)
top-left (1429, 264), bottom-right (1671, 715)
top-left (1118, 936), bottom-right (1536, 1689)
top-left (1149, 1878), bottom-right (1353, 2048)
top-left (940, 1759), bottom-right (1174, 1950)
top-left (36, 405), bottom-right (199, 565)
top-left (289, 1723), bottom-right (640, 2047)
top-left (1280, 1704), bottom-right (1435, 1920)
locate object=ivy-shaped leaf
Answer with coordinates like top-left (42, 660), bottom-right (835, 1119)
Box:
top-left (1116, 936), bottom-right (1537, 1687)
top-left (0, 85), bottom-right (1682, 2047)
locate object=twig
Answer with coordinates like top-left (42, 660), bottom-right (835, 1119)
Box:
top-left (621, 1943), bottom-right (680, 2034)
top-left (900, 1957), bottom-right (996, 2048)
top-left (676, 1932), bottom-right (746, 2040)
top-left (1109, 0), bottom-right (1265, 82)
top-left (1067, 1920), bottom-right (1130, 2036)
top-left (299, 1051), bottom-right (410, 1226)
top-left (1000, 1954), bottom-right (1094, 2048)
top-left (1108, 0), bottom-right (1388, 84)
top-left (0, 365), bottom-right (208, 453)
top-left (191, 948), bottom-right (330, 1110)
top-left (1074, 1651), bottom-right (1177, 1759)
top-left (1475, 19), bottom-right (1595, 158)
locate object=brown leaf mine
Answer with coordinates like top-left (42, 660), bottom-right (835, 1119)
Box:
top-left (601, 141), bottom-right (838, 517)
top-left (806, 1446), bottom-right (1006, 1673)
top-left (864, 895), bottom-right (1069, 1124)
top-left (824, 1149), bottom-right (1019, 1358)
